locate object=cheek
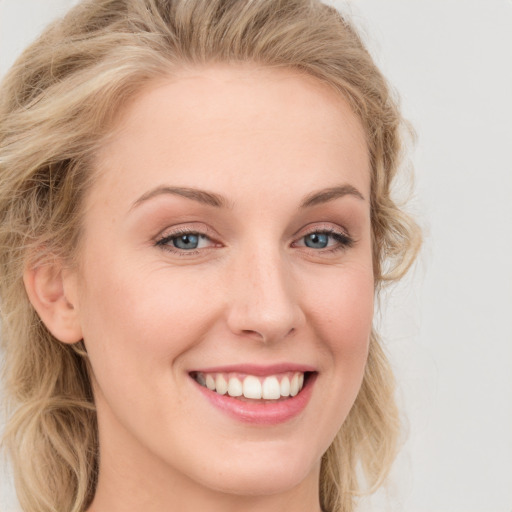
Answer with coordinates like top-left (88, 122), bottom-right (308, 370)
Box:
top-left (295, 263), bottom-right (373, 453)
top-left (307, 266), bottom-right (374, 350)
top-left (74, 262), bottom-right (217, 439)
top-left (76, 255), bottom-right (219, 372)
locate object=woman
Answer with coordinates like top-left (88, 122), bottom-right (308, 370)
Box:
top-left (0, 1), bottom-right (421, 511)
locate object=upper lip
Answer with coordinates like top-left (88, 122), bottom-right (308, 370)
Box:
top-left (189, 363), bottom-right (316, 376)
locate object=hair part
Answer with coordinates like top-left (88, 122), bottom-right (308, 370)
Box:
top-left (0, 1), bottom-right (421, 511)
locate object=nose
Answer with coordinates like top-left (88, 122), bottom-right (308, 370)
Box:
top-left (225, 245), bottom-right (305, 344)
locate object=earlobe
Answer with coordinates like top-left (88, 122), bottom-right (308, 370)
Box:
top-left (23, 261), bottom-right (83, 344)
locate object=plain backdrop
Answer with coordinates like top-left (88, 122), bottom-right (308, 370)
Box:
top-left (1, 1), bottom-right (511, 511)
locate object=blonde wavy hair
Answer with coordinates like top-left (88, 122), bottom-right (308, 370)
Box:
top-left (0, 1), bottom-right (421, 511)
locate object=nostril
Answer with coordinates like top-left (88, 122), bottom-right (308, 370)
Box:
top-left (239, 326), bottom-right (296, 343)
top-left (240, 329), bottom-right (264, 339)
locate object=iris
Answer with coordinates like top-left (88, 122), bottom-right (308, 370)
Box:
top-left (304, 233), bottom-right (329, 249)
top-left (173, 234), bottom-right (200, 250)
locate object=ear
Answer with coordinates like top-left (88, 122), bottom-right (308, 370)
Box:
top-left (23, 259), bottom-right (83, 344)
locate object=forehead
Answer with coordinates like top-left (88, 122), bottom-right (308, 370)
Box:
top-left (90, 64), bottom-right (370, 210)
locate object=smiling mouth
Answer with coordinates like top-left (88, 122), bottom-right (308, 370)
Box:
top-left (191, 371), bottom-right (309, 401)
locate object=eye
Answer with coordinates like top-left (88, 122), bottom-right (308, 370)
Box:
top-left (294, 229), bottom-right (353, 252)
top-left (170, 233), bottom-right (207, 250)
top-left (304, 232), bottom-right (330, 249)
top-left (156, 230), bottom-right (215, 252)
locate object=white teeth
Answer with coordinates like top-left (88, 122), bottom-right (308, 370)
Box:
top-left (262, 376), bottom-right (281, 399)
top-left (290, 373), bottom-right (299, 397)
top-left (216, 374), bottom-right (228, 395)
top-left (227, 377), bottom-right (243, 397)
top-left (206, 374), bottom-right (216, 390)
top-left (195, 371), bottom-right (306, 400)
top-left (280, 376), bottom-right (290, 397)
top-left (243, 376), bottom-right (262, 399)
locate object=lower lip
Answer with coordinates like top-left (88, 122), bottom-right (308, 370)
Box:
top-left (193, 374), bottom-right (316, 425)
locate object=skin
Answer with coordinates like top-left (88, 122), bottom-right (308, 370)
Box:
top-left (30, 65), bottom-right (374, 512)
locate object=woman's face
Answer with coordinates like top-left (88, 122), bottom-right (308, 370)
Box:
top-left (70, 65), bottom-right (373, 502)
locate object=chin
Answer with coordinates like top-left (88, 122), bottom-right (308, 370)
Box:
top-left (190, 440), bottom-right (323, 497)
top-left (206, 468), bottom-right (315, 497)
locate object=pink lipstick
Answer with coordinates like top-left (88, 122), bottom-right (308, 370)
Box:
top-left (189, 364), bottom-right (317, 425)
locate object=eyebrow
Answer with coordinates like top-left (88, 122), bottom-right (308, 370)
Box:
top-left (131, 183), bottom-right (365, 211)
top-left (131, 186), bottom-right (229, 210)
top-left (300, 185), bottom-right (365, 208)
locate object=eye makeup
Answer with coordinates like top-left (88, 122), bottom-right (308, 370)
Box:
top-left (154, 222), bottom-right (354, 258)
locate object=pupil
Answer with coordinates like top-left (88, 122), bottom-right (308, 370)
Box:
top-left (305, 233), bottom-right (328, 249)
top-left (173, 234), bottom-right (199, 249)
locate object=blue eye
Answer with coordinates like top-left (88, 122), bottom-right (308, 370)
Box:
top-left (172, 233), bottom-right (200, 250)
top-left (157, 231), bottom-right (212, 251)
top-left (297, 229), bottom-right (353, 251)
top-left (304, 232), bottom-right (329, 249)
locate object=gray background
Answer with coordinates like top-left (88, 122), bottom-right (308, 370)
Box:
top-left (1, 1), bottom-right (511, 511)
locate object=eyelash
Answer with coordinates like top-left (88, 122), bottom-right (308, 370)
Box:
top-left (155, 226), bottom-right (354, 255)
top-left (294, 228), bottom-right (354, 253)
top-left (155, 227), bottom-right (216, 256)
